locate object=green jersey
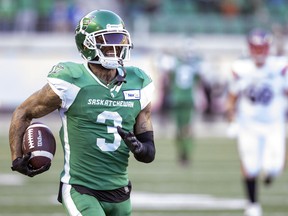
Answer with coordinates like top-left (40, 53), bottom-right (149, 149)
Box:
top-left (169, 60), bottom-right (198, 108)
top-left (47, 62), bottom-right (154, 190)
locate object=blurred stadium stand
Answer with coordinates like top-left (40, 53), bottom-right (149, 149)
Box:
top-left (0, 0), bottom-right (288, 34)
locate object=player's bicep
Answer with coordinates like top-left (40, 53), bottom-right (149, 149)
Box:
top-left (134, 103), bottom-right (153, 135)
top-left (18, 84), bottom-right (61, 119)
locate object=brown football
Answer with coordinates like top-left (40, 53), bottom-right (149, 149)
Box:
top-left (22, 122), bottom-right (56, 169)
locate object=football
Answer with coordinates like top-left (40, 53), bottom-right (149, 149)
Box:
top-left (22, 122), bottom-right (56, 169)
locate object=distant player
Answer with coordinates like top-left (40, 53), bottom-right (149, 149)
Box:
top-left (158, 52), bottom-right (201, 166)
top-left (9, 10), bottom-right (155, 216)
top-left (226, 28), bottom-right (288, 216)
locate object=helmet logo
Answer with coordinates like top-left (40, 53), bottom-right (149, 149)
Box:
top-left (81, 17), bottom-right (91, 30)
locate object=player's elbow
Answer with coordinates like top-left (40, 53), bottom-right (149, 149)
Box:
top-left (134, 146), bottom-right (155, 163)
top-left (143, 149), bottom-right (156, 163)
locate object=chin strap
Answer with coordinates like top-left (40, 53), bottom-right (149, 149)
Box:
top-left (88, 56), bottom-right (120, 70)
top-left (113, 68), bottom-right (126, 86)
top-left (114, 59), bottom-right (127, 86)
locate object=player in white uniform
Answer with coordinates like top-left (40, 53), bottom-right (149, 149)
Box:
top-left (226, 28), bottom-right (288, 216)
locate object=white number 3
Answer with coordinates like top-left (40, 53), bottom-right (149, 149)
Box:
top-left (96, 111), bottom-right (123, 152)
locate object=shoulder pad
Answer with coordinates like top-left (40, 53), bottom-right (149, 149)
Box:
top-left (126, 66), bottom-right (152, 80)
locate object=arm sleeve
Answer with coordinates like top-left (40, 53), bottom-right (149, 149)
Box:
top-left (134, 131), bottom-right (155, 163)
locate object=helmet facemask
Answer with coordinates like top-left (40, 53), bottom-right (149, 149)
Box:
top-left (83, 28), bottom-right (132, 69)
top-left (249, 43), bottom-right (269, 66)
top-left (247, 29), bottom-right (272, 67)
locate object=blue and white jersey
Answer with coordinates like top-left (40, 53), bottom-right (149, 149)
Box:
top-left (230, 56), bottom-right (288, 124)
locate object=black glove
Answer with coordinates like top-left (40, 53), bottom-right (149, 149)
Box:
top-left (11, 153), bottom-right (51, 177)
top-left (117, 126), bottom-right (143, 154)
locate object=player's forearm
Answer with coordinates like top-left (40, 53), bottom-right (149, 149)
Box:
top-left (226, 108), bottom-right (235, 122)
top-left (9, 107), bottom-right (32, 160)
top-left (134, 131), bottom-right (155, 163)
top-left (226, 93), bottom-right (237, 122)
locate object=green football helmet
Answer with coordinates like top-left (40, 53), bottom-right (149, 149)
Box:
top-left (75, 10), bottom-right (133, 69)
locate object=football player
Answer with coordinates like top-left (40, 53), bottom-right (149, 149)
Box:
top-left (158, 51), bottom-right (201, 166)
top-left (9, 10), bottom-right (155, 216)
top-left (226, 28), bottom-right (288, 216)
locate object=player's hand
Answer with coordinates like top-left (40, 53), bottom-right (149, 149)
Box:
top-left (11, 153), bottom-right (51, 177)
top-left (117, 126), bottom-right (143, 154)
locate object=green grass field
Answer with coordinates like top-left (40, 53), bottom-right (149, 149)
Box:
top-left (1, 120), bottom-right (288, 216)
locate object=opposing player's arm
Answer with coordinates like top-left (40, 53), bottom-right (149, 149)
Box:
top-left (226, 92), bottom-right (238, 122)
top-left (117, 103), bottom-right (155, 163)
top-left (226, 66), bottom-right (240, 122)
top-left (9, 84), bottom-right (61, 161)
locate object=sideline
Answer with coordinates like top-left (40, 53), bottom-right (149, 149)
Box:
top-left (131, 192), bottom-right (245, 210)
